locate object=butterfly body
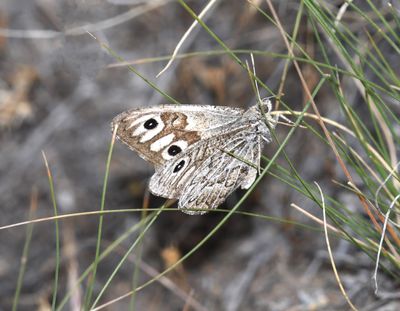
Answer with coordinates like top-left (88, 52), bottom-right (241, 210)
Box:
top-left (112, 101), bottom-right (276, 214)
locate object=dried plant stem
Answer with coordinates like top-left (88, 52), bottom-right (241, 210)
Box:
top-left (316, 182), bottom-right (358, 311)
top-left (157, 0), bottom-right (219, 77)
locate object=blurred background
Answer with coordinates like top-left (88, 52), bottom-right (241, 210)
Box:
top-left (0, 0), bottom-right (399, 310)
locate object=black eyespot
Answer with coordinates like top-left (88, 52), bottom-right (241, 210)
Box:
top-left (168, 145), bottom-right (182, 156)
top-left (144, 118), bottom-right (158, 129)
top-left (173, 160), bottom-right (185, 173)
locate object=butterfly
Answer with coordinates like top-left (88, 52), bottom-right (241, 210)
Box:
top-left (111, 100), bottom-right (277, 215)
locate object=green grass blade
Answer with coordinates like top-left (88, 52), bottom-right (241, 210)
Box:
top-left (83, 127), bottom-right (117, 309)
top-left (12, 189), bottom-right (37, 311)
top-left (42, 152), bottom-right (60, 310)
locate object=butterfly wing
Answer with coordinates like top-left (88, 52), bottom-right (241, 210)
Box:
top-left (111, 105), bottom-right (244, 168)
top-left (178, 130), bottom-right (261, 214)
top-left (148, 132), bottom-right (224, 199)
top-left (149, 128), bottom-right (261, 214)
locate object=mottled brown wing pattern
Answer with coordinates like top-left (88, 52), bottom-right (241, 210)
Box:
top-left (112, 110), bottom-right (200, 167)
top-left (111, 105), bottom-right (244, 168)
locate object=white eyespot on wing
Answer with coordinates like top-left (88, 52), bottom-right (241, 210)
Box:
top-left (149, 155), bottom-right (192, 199)
top-left (161, 140), bottom-right (189, 160)
top-left (128, 114), bottom-right (157, 129)
top-left (128, 115), bottom-right (165, 140)
top-left (150, 133), bottom-right (175, 152)
top-left (133, 116), bottom-right (165, 143)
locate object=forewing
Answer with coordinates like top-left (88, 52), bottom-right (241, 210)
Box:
top-left (178, 131), bottom-right (260, 214)
top-left (111, 105), bottom-right (244, 167)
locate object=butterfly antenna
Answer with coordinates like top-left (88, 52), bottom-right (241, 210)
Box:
top-left (250, 53), bottom-right (263, 105)
top-left (249, 54), bottom-right (278, 131)
top-left (249, 54), bottom-right (273, 122)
